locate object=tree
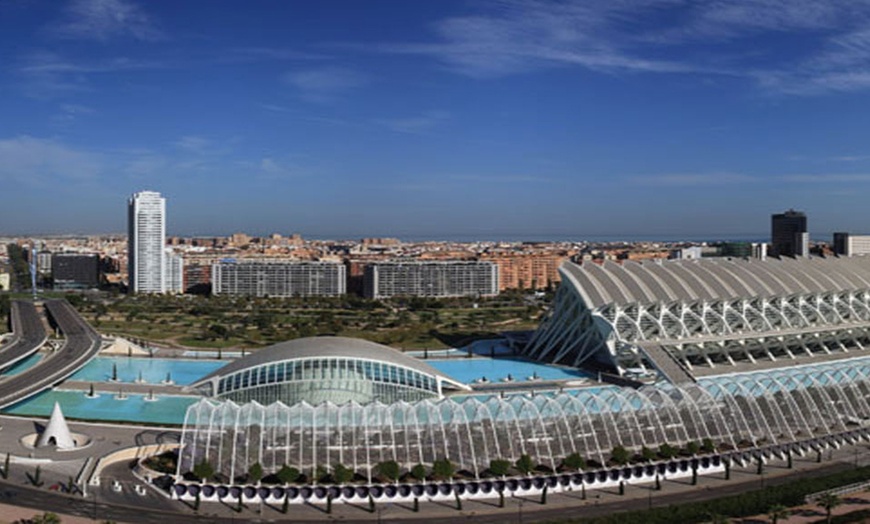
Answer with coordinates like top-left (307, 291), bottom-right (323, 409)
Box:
top-left (515, 454), bottom-right (535, 475)
top-left (767, 503), bottom-right (789, 524)
top-left (817, 493), bottom-right (842, 524)
top-left (641, 447), bottom-right (657, 462)
top-left (276, 464), bottom-right (300, 484)
top-left (489, 459), bottom-right (511, 477)
top-left (562, 452), bottom-right (586, 471)
top-left (29, 512), bottom-right (61, 524)
top-left (611, 445), bottom-right (630, 465)
top-left (685, 441), bottom-right (700, 455)
top-left (410, 464), bottom-right (427, 481)
top-left (333, 463), bottom-right (354, 484)
top-left (376, 460), bottom-right (400, 482)
top-left (248, 462), bottom-right (264, 484)
top-left (658, 443), bottom-right (679, 460)
top-left (432, 458), bottom-right (455, 480)
top-left (192, 460), bottom-right (214, 483)
top-left (701, 438), bottom-right (716, 454)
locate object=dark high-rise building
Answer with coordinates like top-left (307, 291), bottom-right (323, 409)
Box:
top-left (771, 209), bottom-right (808, 257)
top-left (52, 253), bottom-right (100, 290)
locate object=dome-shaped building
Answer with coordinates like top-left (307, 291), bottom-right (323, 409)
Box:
top-left (190, 336), bottom-right (469, 405)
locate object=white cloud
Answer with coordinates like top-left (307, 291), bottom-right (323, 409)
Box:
top-left (282, 66), bottom-right (368, 102)
top-left (0, 136), bottom-right (102, 186)
top-left (51, 0), bottom-right (164, 41)
top-left (174, 136), bottom-right (212, 154)
top-left (369, 0), bottom-right (870, 96)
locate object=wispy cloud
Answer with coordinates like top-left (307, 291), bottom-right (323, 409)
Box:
top-left (451, 173), bottom-right (547, 183)
top-left (282, 66), bottom-right (368, 102)
top-left (0, 136), bottom-right (103, 186)
top-left (380, 0), bottom-right (691, 78)
top-left (224, 47), bottom-right (328, 63)
top-left (630, 173), bottom-right (757, 186)
top-left (174, 136), bottom-right (212, 154)
top-left (50, 0), bottom-right (164, 41)
top-left (375, 111), bottom-right (450, 134)
top-left (16, 51), bottom-right (163, 98)
top-left (368, 0), bottom-right (870, 96)
top-left (780, 173), bottom-right (870, 183)
top-left (830, 155), bottom-right (870, 162)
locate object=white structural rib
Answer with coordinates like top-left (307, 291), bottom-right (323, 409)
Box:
top-left (523, 256), bottom-right (870, 380)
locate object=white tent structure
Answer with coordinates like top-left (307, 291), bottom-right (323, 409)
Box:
top-left (37, 402), bottom-right (76, 450)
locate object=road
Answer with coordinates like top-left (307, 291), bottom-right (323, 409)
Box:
top-left (0, 300), bottom-right (47, 371)
top-left (0, 299), bottom-right (101, 409)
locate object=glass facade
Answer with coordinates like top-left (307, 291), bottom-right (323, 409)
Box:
top-left (209, 357), bottom-right (440, 405)
top-left (179, 358), bottom-right (870, 482)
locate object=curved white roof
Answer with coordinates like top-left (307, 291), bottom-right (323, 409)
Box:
top-left (561, 256), bottom-right (870, 308)
top-left (192, 336), bottom-right (469, 391)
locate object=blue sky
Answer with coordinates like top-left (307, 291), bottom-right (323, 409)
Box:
top-left (3, 0), bottom-right (870, 240)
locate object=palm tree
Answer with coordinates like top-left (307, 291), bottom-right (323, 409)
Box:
top-left (767, 503), bottom-right (789, 524)
top-left (816, 493), bottom-right (842, 524)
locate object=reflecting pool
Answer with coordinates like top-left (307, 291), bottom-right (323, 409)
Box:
top-left (68, 356), bottom-right (225, 386)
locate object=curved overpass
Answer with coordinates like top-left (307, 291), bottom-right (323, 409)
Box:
top-left (0, 301), bottom-right (48, 372)
top-left (0, 299), bottom-right (101, 409)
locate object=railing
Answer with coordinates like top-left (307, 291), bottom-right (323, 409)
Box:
top-left (805, 479), bottom-right (870, 503)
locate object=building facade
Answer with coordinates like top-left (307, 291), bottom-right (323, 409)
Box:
top-left (51, 253), bottom-right (100, 290)
top-left (165, 250), bottom-right (184, 294)
top-left (525, 257), bottom-right (870, 375)
top-left (363, 261), bottom-right (498, 299)
top-left (480, 253), bottom-right (568, 291)
top-left (211, 260), bottom-right (346, 297)
top-left (128, 191), bottom-right (166, 293)
top-left (834, 233), bottom-right (870, 257)
top-left (771, 209), bottom-right (808, 257)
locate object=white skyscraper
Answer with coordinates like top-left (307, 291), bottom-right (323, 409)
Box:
top-left (128, 190), bottom-right (166, 293)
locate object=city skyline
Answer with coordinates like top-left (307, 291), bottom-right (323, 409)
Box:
top-left (5, 1), bottom-right (870, 238)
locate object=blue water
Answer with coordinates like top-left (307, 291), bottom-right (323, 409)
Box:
top-left (68, 356), bottom-right (226, 386)
top-left (428, 357), bottom-right (590, 384)
top-left (2, 389), bottom-right (199, 425)
top-left (0, 353), bottom-right (43, 376)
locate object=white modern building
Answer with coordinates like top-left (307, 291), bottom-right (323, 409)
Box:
top-left (165, 250), bottom-right (184, 294)
top-left (834, 233), bottom-right (870, 257)
top-left (363, 261), bottom-right (498, 299)
top-left (211, 260), bottom-right (346, 297)
top-left (525, 257), bottom-right (870, 378)
top-left (128, 190), bottom-right (166, 293)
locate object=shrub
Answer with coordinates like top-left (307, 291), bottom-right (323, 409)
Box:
top-left (489, 459), bottom-right (512, 477)
top-left (410, 464), bottom-right (427, 481)
top-left (432, 458), bottom-right (455, 480)
top-left (562, 453), bottom-right (586, 470)
top-left (611, 445), bottom-right (630, 465)
top-left (640, 447), bottom-right (657, 462)
top-left (248, 462), bottom-right (264, 484)
top-left (276, 464), bottom-right (300, 484)
top-left (658, 443), bottom-right (678, 460)
top-left (192, 460), bottom-right (214, 482)
top-left (701, 438), bottom-right (716, 453)
top-left (515, 454), bottom-right (535, 475)
top-left (376, 460), bottom-right (401, 482)
top-left (333, 463), bottom-right (354, 484)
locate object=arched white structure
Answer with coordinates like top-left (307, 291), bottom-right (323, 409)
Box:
top-left (524, 257), bottom-right (870, 378)
top-left (178, 357), bottom-right (870, 482)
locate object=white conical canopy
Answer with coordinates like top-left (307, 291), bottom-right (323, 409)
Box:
top-left (37, 402), bottom-right (75, 450)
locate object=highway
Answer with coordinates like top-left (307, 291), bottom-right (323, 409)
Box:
top-left (0, 299), bottom-right (101, 410)
top-left (0, 301), bottom-right (48, 372)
